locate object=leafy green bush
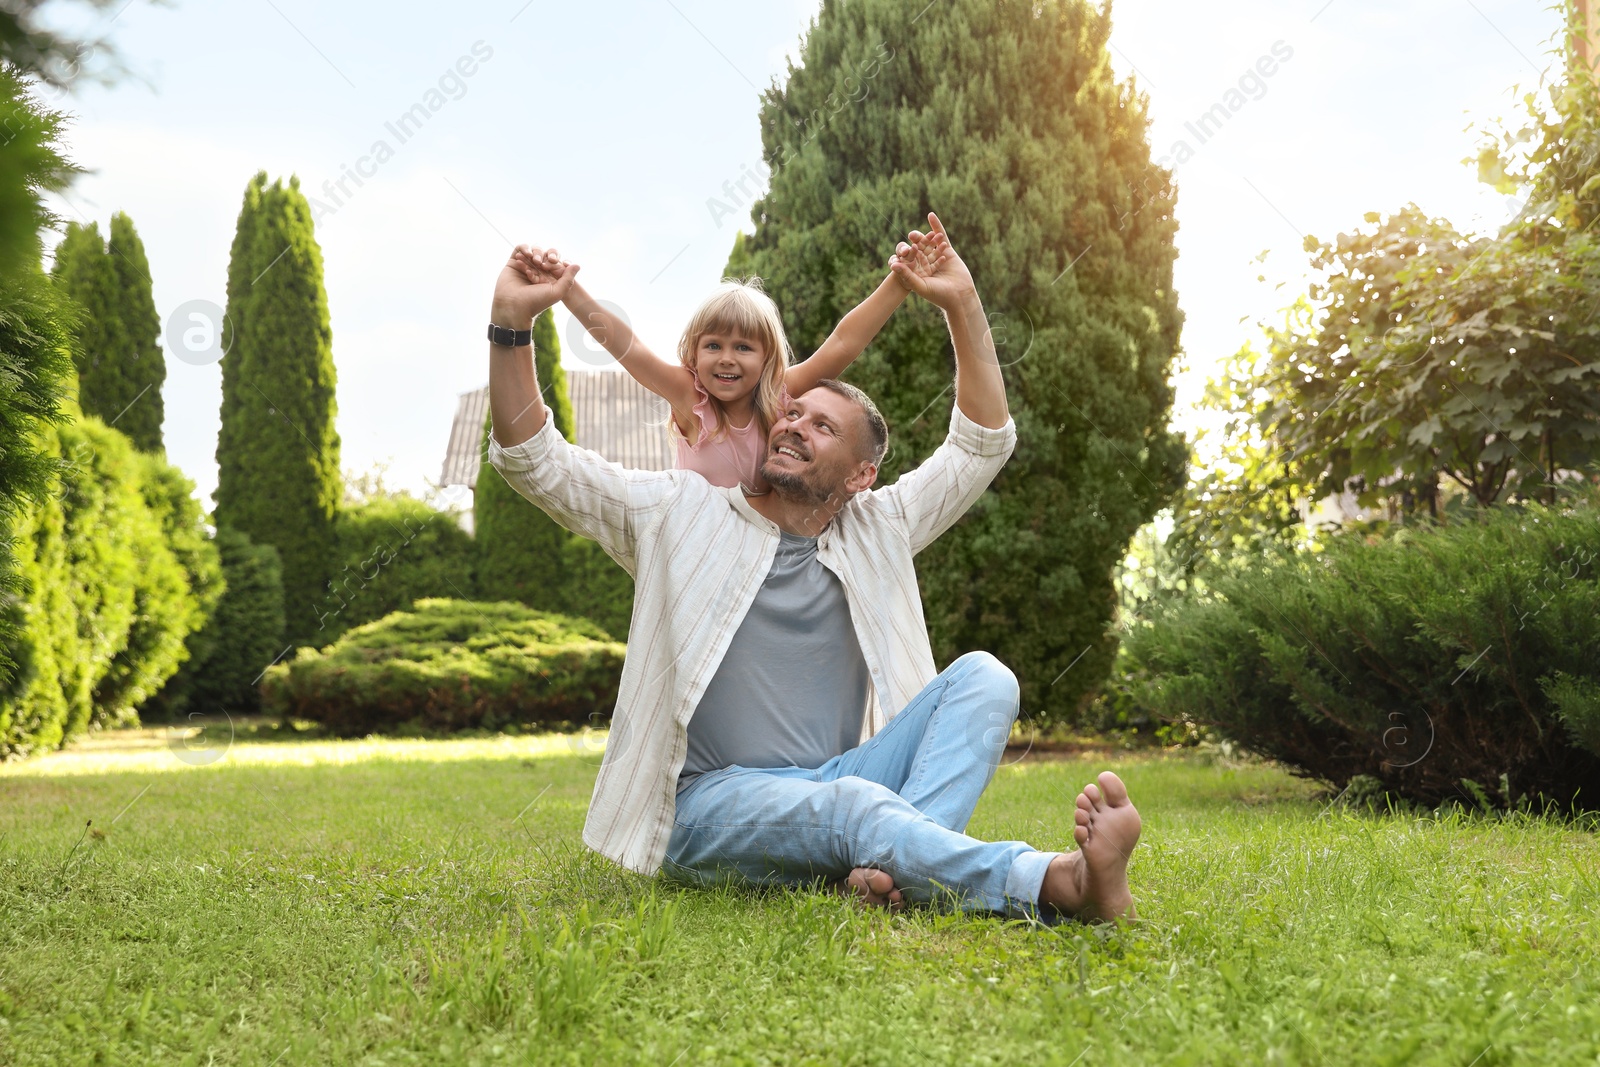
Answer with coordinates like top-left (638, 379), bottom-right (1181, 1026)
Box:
top-left (313, 495), bottom-right (477, 645)
top-left (147, 527), bottom-right (285, 719)
top-left (1125, 502), bottom-right (1600, 809)
top-left (259, 598), bottom-right (625, 736)
top-left (0, 411), bottom-right (218, 756)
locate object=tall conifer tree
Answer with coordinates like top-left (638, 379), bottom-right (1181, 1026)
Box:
top-left (48, 221), bottom-right (122, 407)
top-left (106, 211), bottom-right (164, 452)
top-left (214, 171), bottom-right (341, 646)
top-left (47, 214), bottom-right (165, 451)
top-left (738, 0), bottom-right (1186, 718)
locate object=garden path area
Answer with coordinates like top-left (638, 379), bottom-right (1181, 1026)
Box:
top-left (2, 733), bottom-right (1597, 1065)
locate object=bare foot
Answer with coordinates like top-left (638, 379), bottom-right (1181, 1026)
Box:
top-left (832, 867), bottom-right (904, 911)
top-left (1039, 770), bottom-right (1141, 922)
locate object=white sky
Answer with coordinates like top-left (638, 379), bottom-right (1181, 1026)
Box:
top-left (35, 0), bottom-right (1558, 509)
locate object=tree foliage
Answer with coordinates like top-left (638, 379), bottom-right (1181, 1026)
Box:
top-left (733, 0), bottom-right (1185, 719)
top-left (0, 0), bottom-right (159, 93)
top-left (1252, 205), bottom-right (1600, 515)
top-left (106, 211), bottom-right (164, 448)
top-left (214, 171), bottom-right (341, 646)
top-left (1175, 45), bottom-right (1600, 571)
top-left (48, 212), bottom-right (166, 451)
top-left (0, 58), bottom-right (82, 278)
top-left (0, 64), bottom-right (77, 686)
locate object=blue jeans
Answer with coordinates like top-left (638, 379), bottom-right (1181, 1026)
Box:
top-left (662, 651), bottom-right (1063, 921)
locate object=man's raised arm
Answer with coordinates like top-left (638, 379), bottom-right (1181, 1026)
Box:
top-left (877, 213), bottom-right (1016, 554)
top-left (483, 244), bottom-right (673, 575)
top-left (889, 212), bottom-right (1008, 429)
top-left (488, 245), bottom-right (575, 447)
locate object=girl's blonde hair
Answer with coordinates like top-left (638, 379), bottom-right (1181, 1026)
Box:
top-left (675, 277), bottom-right (793, 442)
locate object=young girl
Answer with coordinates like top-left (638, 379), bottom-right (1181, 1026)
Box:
top-left (512, 240), bottom-right (932, 493)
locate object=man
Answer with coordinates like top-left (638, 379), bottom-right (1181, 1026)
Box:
top-left (484, 213), bottom-right (1141, 921)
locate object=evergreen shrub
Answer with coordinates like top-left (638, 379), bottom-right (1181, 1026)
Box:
top-left (259, 598), bottom-right (625, 736)
top-left (0, 64), bottom-right (78, 685)
top-left (1125, 503), bottom-right (1600, 808)
top-left (215, 171), bottom-right (341, 645)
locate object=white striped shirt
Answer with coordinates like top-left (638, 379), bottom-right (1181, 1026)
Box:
top-left (487, 403), bottom-right (1017, 874)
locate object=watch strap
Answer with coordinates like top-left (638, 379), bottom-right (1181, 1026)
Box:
top-left (487, 322), bottom-right (532, 347)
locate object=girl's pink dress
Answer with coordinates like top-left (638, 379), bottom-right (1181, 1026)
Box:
top-left (672, 375), bottom-right (788, 492)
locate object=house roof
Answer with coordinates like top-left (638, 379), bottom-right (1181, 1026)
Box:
top-left (440, 369), bottom-right (675, 489)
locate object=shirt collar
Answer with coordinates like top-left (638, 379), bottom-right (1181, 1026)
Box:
top-left (729, 486), bottom-right (840, 548)
top-left (728, 485), bottom-right (779, 534)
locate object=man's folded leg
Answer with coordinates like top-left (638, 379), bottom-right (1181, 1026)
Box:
top-left (823, 650), bottom-right (1021, 834)
top-left (663, 763), bottom-right (1062, 921)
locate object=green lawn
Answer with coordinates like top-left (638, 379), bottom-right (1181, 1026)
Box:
top-left (2, 729), bottom-right (1597, 1066)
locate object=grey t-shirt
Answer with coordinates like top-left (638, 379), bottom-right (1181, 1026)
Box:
top-left (678, 529), bottom-right (871, 791)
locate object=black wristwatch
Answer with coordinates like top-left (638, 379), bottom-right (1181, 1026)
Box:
top-left (487, 322), bottom-right (532, 347)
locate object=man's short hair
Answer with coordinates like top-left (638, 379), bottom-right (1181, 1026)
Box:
top-left (812, 378), bottom-right (889, 466)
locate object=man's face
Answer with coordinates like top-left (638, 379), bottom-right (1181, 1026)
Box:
top-left (759, 389), bottom-right (877, 504)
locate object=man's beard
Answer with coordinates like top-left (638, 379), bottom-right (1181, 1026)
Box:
top-left (760, 456), bottom-right (833, 504)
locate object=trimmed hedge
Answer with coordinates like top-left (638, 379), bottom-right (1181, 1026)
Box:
top-left (1125, 502), bottom-right (1600, 809)
top-left (259, 597), bottom-right (624, 736)
top-left (94, 450), bottom-right (225, 717)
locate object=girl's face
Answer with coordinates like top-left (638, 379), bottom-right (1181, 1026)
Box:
top-left (693, 330), bottom-right (768, 406)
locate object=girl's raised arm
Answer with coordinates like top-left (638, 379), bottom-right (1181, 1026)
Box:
top-left (785, 236), bottom-right (932, 396)
top-left (515, 251), bottom-right (699, 418)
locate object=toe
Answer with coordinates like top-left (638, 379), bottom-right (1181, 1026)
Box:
top-left (845, 867), bottom-right (899, 907)
top-left (1073, 823), bottom-right (1089, 846)
top-left (1097, 771), bottom-right (1131, 806)
top-left (1085, 782), bottom-right (1104, 807)
top-left (1075, 806), bottom-right (1091, 827)
top-left (1076, 792), bottom-right (1094, 814)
